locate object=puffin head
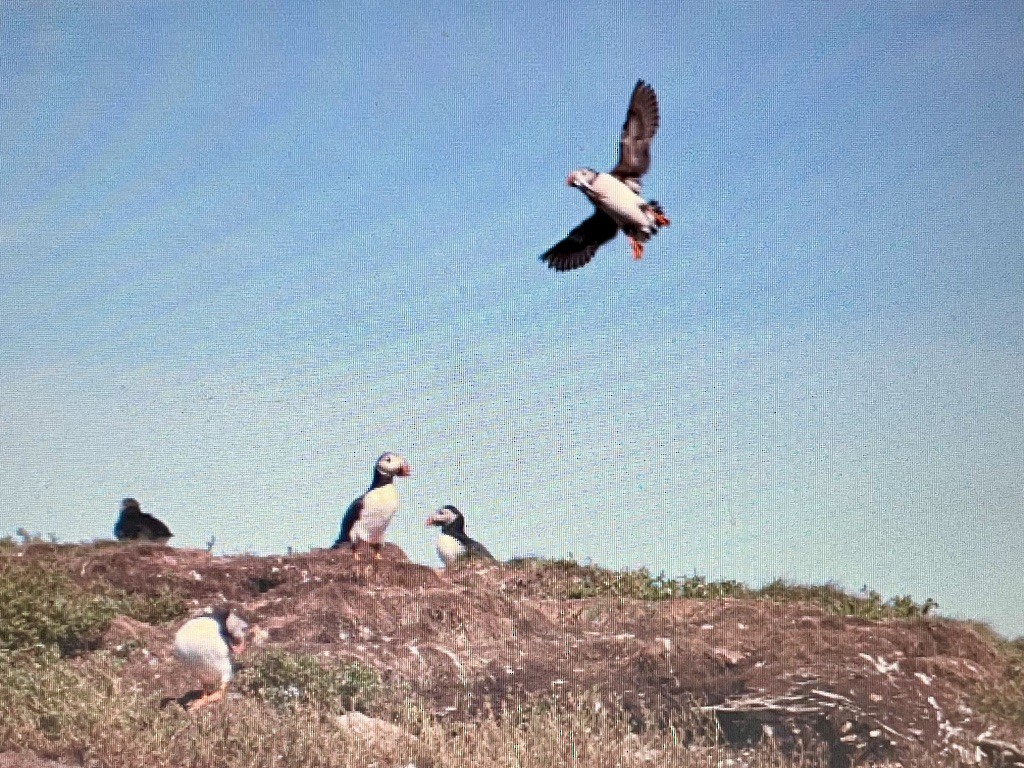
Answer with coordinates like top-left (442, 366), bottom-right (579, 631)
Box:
top-left (120, 498), bottom-right (141, 514)
top-left (211, 607), bottom-right (249, 654)
top-left (566, 168), bottom-right (598, 188)
top-left (426, 504), bottom-right (462, 528)
top-left (376, 452), bottom-right (412, 478)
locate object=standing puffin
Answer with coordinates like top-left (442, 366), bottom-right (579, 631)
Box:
top-left (330, 452), bottom-right (412, 560)
top-left (172, 607), bottom-right (248, 710)
top-left (541, 80), bottom-right (671, 272)
top-left (113, 498), bottom-right (173, 543)
top-left (426, 505), bottom-right (495, 567)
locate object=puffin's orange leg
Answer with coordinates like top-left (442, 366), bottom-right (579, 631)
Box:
top-left (630, 239), bottom-right (645, 260)
top-left (187, 683), bottom-right (227, 711)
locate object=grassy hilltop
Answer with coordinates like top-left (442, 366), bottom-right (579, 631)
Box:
top-left (1, 535), bottom-right (1022, 768)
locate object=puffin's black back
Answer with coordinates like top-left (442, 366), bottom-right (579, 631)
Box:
top-left (439, 506), bottom-right (495, 561)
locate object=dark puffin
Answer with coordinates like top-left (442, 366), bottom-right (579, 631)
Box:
top-left (426, 505), bottom-right (495, 567)
top-left (541, 80), bottom-right (670, 272)
top-left (330, 452), bottom-right (412, 560)
top-left (172, 607), bottom-right (248, 710)
top-left (113, 498), bottom-right (173, 543)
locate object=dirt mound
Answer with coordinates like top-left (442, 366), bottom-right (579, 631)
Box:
top-left (6, 542), bottom-right (1022, 766)
top-left (0, 753), bottom-right (76, 768)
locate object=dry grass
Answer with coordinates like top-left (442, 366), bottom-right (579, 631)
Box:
top-left (0, 647), bottom-right (836, 768)
top-left (974, 633), bottom-right (1024, 727)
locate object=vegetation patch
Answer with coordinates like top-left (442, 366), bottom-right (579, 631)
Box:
top-left (509, 558), bottom-right (938, 620)
top-left (238, 648), bottom-right (382, 713)
top-left (0, 561), bottom-right (123, 655)
top-left (757, 580), bottom-right (939, 620)
top-left (0, 560), bottom-right (185, 655)
top-left (0, 647), bottom-right (144, 751)
top-left (975, 635), bottom-right (1024, 727)
top-left (508, 558), bottom-right (750, 601)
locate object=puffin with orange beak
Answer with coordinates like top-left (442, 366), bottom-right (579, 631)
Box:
top-left (331, 452), bottom-right (412, 560)
top-left (426, 505), bottom-right (495, 567)
top-left (541, 80), bottom-right (670, 271)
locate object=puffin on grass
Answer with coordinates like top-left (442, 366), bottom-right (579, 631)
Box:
top-left (426, 505), bottom-right (495, 567)
top-left (172, 607), bottom-right (248, 711)
top-left (330, 452), bottom-right (412, 560)
top-left (541, 80), bottom-right (670, 272)
top-left (114, 498), bottom-right (173, 543)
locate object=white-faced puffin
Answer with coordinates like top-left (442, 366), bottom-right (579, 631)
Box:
top-left (172, 607), bottom-right (248, 710)
top-left (113, 497), bottom-right (173, 543)
top-left (330, 452), bottom-right (412, 560)
top-left (426, 505), bottom-right (495, 567)
top-left (541, 80), bottom-right (670, 272)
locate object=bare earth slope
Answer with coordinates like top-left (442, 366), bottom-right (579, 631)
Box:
top-left (5, 542), bottom-right (1023, 767)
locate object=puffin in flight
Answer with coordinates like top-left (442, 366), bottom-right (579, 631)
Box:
top-left (172, 607), bottom-right (248, 710)
top-left (330, 452), bottom-right (412, 560)
top-left (114, 498), bottom-right (173, 543)
top-left (541, 80), bottom-right (670, 272)
top-left (426, 505), bottom-right (495, 567)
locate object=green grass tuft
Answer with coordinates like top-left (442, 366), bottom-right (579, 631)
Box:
top-left (0, 561), bottom-right (123, 655)
top-left (509, 557), bottom-right (751, 601)
top-left (0, 560), bottom-right (187, 656)
top-left (757, 580), bottom-right (938, 619)
top-left (509, 558), bottom-right (937, 619)
top-left (238, 648), bottom-right (382, 713)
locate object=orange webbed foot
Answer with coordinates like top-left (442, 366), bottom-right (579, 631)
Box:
top-left (186, 685), bottom-right (226, 711)
top-left (630, 239), bottom-right (644, 260)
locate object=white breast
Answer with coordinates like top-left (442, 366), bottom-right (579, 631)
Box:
top-left (173, 617), bottom-right (233, 685)
top-left (350, 484), bottom-right (400, 544)
top-left (590, 173), bottom-right (649, 227)
top-left (436, 533), bottom-right (468, 567)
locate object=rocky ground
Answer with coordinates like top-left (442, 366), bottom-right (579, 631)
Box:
top-left (3, 542), bottom-right (1023, 767)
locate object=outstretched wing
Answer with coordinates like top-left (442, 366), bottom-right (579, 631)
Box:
top-left (540, 211), bottom-right (619, 272)
top-left (610, 80), bottom-right (660, 182)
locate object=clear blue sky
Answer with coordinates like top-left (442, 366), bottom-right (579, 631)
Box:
top-left (1, 3), bottom-right (1022, 636)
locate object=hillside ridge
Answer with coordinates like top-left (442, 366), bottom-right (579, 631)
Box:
top-left (2, 541), bottom-right (1022, 767)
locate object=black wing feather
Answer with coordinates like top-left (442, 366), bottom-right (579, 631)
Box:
top-left (610, 80), bottom-right (660, 181)
top-left (140, 513), bottom-right (173, 540)
top-left (332, 496), bottom-right (364, 548)
top-left (540, 211), bottom-right (619, 272)
top-left (466, 538), bottom-right (496, 561)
